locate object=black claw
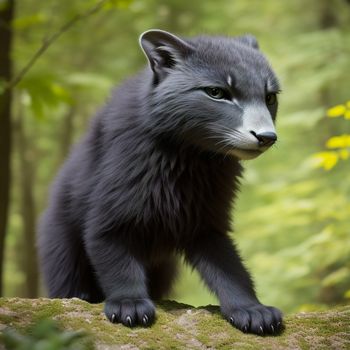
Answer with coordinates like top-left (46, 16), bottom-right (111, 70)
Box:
top-left (243, 325), bottom-right (248, 333)
top-left (111, 313), bottom-right (117, 323)
top-left (142, 314), bottom-right (149, 326)
top-left (126, 315), bottom-right (133, 327)
top-left (229, 317), bottom-right (235, 325)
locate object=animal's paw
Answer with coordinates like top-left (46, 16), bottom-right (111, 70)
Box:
top-left (104, 298), bottom-right (155, 327)
top-left (223, 303), bottom-right (283, 335)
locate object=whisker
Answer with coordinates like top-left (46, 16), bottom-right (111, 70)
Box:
top-left (207, 123), bottom-right (241, 136)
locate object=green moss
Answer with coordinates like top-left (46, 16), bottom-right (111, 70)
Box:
top-left (0, 314), bottom-right (14, 324)
top-left (0, 299), bottom-right (349, 349)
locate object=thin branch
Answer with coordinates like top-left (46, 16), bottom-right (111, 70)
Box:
top-left (4, 0), bottom-right (110, 92)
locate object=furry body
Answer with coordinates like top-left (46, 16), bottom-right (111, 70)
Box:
top-left (38, 30), bottom-right (282, 334)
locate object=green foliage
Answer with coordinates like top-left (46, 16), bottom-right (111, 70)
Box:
top-left (1, 319), bottom-right (90, 350)
top-left (18, 72), bottom-right (73, 120)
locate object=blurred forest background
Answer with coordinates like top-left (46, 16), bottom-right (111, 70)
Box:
top-left (0, 0), bottom-right (349, 314)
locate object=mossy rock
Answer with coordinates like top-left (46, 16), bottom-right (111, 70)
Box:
top-left (0, 298), bottom-right (349, 349)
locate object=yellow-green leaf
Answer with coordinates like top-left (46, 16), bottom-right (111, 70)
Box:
top-left (327, 104), bottom-right (346, 117)
top-left (339, 149), bottom-right (349, 160)
top-left (326, 135), bottom-right (350, 149)
top-left (311, 152), bottom-right (339, 170)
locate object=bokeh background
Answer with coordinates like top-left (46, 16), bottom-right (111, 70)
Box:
top-left (1, 0), bottom-right (349, 314)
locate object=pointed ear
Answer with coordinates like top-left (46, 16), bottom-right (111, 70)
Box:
top-left (139, 29), bottom-right (194, 82)
top-left (237, 34), bottom-right (259, 50)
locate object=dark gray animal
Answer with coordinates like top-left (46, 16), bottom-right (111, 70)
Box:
top-left (38, 29), bottom-right (282, 335)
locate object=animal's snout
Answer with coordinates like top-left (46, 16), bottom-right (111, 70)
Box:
top-left (250, 131), bottom-right (277, 147)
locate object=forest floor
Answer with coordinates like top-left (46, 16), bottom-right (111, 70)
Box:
top-left (0, 298), bottom-right (349, 349)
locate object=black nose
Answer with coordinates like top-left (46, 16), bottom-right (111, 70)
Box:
top-left (251, 131), bottom-right (277, 147)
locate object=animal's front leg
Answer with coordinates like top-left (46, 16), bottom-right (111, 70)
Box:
top-left (184, 232), bottom-right (283, 335)
top-left (84, 227), bottom-right (155, 327)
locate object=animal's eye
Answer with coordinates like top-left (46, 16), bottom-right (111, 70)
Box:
top-left (205, 87), bottom-right (226, 100)
top-left (266, 93), bottom-right (277, 106)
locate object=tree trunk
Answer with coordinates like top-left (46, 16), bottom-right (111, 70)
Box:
top-left (0, 0), bottom-right (15, 296)
top-left (15, 112), bottom-right (39, 298)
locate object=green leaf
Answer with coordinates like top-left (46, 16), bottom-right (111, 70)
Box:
top-left (13, 13), bottom-right (47, 30)
top-left (66, 73), bottom-right (113, 92)
top-left (279, 108), bottom-right (324, 129)
top-left (322, 267), bottom-right (350, 287)
top-left (103, 0), bottom-right (133, 10)
top-left (18, 72), bottom-right (74, 120)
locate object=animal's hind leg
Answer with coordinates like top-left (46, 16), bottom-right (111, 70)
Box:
top-left (38, 208), bottom-right (104, 303)
top-left (147, 256), bottom-right (178, 300)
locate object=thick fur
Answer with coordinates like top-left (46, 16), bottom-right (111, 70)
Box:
top-left (38, 31), bottom-right (283, 335)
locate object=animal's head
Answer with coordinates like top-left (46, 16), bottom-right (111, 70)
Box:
top-left (139, 29), bottom-right (280, 160)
